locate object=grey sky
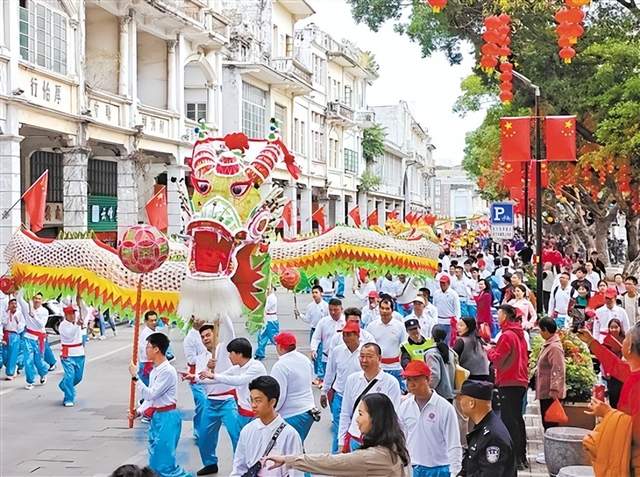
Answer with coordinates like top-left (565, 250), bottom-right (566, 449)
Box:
top-left (302, 0), bottom-right (486, 166)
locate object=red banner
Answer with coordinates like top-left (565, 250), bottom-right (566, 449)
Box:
top-left (145, 186), bottom-right (168, 231)
top-left (500, 116), bottom-right (532, 162)
top-left (545, 116), bottom-right (577, 161)
top-left (22, 170), bottom-right (49, 233)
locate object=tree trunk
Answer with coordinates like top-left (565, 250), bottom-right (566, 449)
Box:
top-left (626, 254), bottom-right (640, 277)
top-left (625, 215), bottom-right (639, 263)
top-left (593, 209), bottom-right (618, 267)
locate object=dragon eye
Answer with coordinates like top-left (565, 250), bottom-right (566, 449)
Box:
top-left (230, 181), bottom-right (252, 198)
top-left (191, 176), bottom-right (210, 195)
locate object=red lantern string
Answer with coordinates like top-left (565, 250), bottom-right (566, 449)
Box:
top-left (555, 3), bottom-right (587, 63)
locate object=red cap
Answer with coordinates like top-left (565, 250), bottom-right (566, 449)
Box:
top-left (63, 304), bottom-right (77, 315)
top-left (401, 360), bottom-right (431, 378)
top-left (368, 290), bottom-right (379, 299)
top-left (274, 332), bottom-right (296, 347)
top-left (478, 259), bottom-right (486, 268)
top-left (439, 275), bottom-right (450, 283)
top-left (341, 321), bottom-right (361, 335)
top-left (605, 287), bottom-right (618, 299)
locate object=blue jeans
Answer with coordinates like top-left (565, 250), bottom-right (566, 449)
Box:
top-left (59, 356), bottom-right (85, 404)
top-left (412, 464), bottom-right (451, 477)
top-left (3, 332), bottom-right (21, 376)
top-left (98, 310), bottom-right (116, 335)
top-left (148, 409), bottom-right (192, 477)
top-left (330, 392), bottom-right (343, 453)
top-left (385, 368), bottom-right (406, 393)
top-left (44, 340), bottom-right (57, 367)
top-left (285, 410), bottom-right (314, 442)
top-left (24, 337), bottom-right (48, 384)
top-left (190, 383), bottom-right (207, 440)
top-left (255, 321), bottom-right (279, 360)
top-left (196, 398), bottom-right (240, 466)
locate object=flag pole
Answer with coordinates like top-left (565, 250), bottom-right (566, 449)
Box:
top-left (128, 275), bottom-right (144, 429)
top-left (1, 197), bottom-right (22, 220)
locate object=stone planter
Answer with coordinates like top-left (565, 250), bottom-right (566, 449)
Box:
top-left (544, 426), bottom-right (591, 477)
top-left (564, 401), bottom-right (596, 430)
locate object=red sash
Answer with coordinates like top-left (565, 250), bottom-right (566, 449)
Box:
top-left (61, 342), bottom-right (83, 358)
top-left (238, 406), bottom-right (255, 418)
top-left (2, 330), bottom-right (9, 344)
top-left (381, 356), bottom-right (400, 364)
top-left (341, 432), bottom-right (363, 453)
top-left (26, 328), bottom-right (46, 353)
top-left (143, 403), bottom-right (177, 419)
top-left (449, 317), bottom-right (458, 346)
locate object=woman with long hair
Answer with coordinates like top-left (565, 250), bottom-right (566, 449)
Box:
top-left (602, 318), bottom-right (625, 409)
top-left (588, 279), bottom-right (609, 310)
top-left (264, 393), bottom-right (409, 476)
top-left (508, 284), bottom-right (537, 331)
top-left (473, 278), bottom-right (495, 337)
top-left (453, 316), bottom-right (490, 381)
top-left (425, 325), bottom-right (457, 401)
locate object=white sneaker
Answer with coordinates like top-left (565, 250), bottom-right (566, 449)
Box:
top-left (5, 376), bottom-right (14, 381)
top-left (63, 402), bottom-right (74, 407)
top-left (113, 329), bottom-right (117, 336)
top-left (39, 376), bottom-right (47, 385)
top-left (535, 453), bottom-right (546, 465)
top-left (99, 335), bottom-right (106, 341)
top-left (25, 383), bottom-right (34, 390)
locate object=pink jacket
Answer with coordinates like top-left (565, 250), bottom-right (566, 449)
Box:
top-left (535, 334), bottom-right (566, 400)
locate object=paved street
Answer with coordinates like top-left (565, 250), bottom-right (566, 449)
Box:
top-left (1, 289), bottom-right (548, 476)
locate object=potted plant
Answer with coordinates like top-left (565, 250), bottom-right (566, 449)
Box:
top-left (529, 330), bottom-right (597, 429)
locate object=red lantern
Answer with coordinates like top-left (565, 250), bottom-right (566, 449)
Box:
top-left (0, 276), bottom-right (16, 295)
top-left (280, 268), bottom-right (301, 290)
top-left (499, 90), bottom-right (513, 103)
top-left (559, 46), bottom-right (576, 63)
top-left (427, 0), bottom-right (447, 13)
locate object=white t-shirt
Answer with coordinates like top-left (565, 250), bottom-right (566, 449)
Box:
top-left (270, 350), bottom-right (316, 418)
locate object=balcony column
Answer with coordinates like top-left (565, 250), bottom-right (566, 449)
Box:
top-left (377, 200), bottom-right (385, 227)
top-left (166, 164), bottom-right (184, 235)
top-left (128, 10), bottom-right (138, 124)
top-left (117, 158), bottom-right (138, 240)
top-left (62, 147), bottom-right (91, 232)
top-left (118, 15), bottom-right (130, 96)
top-left (357, 190), bottom-right (367, 226)
top-left (167, 40), bottom-right (177, 112)
top-left (335, 194), bottom-right (346, 225)
top-left (299, 186), bottom-right (312, 234)
top-left (284, 182), bottom-right (297, 238)
top-left (206, 81), bottom-right (216, 129)
top-left (0, 132), bottom-right (23, 274)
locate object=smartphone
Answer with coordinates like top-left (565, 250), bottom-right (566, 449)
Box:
top-left (571, 320), bottom-right (585, 334)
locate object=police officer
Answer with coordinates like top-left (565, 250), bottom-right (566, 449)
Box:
top-left (456, 380), bottom-right (516, 477)
top-left (400, 319), bottom-right (435, 369)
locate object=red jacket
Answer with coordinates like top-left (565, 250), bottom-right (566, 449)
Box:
top-left (473, 291), bottom-right (493, 327)
top-left (488, 321), bottom-right (529, 387)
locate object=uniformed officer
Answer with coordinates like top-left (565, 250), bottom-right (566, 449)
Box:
top-left (456, 380), bottom-right (516, 477)
top-left (400, 319), bottom-right (435, 369)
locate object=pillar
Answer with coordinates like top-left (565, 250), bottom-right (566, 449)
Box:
top-left (0, 133), bottom-right (23, 274)
top-left (206, 81), bottom-right (216, 129)
top-left (167, 40), bottom-right (177, 112)
top-left (128, 11), bottom-right (138, 125)
top-left (357, 190), bottom-right (367, 225)
top-left (335, 194), bottom-right (346, 225)
top-left (62, 147), bottom-right (90, 232)
top-left (117, 158), bottom-right (138, 240)
top-left (118, 15), bottom-right (130, 96)
top-left (176, 34), bottom-right (185, 125)
top-left (377, 199), bottom-right (385, 227)
top-left (283, 182), bottom-right (297, 238)
top-left (166, 164), bottom-right (184, 235)
top-left (299, 186), bottom-right (312, 234)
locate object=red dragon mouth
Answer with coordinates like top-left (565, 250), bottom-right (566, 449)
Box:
top-left (187, 220), bottom-right (237, 276)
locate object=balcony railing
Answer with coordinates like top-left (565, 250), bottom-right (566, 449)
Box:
top-left (178, 0), bottom-right (205, 22)
top-left (355, 109), bottom-right (375, 125)
top-left (327, 101), bottom-right (354, 122)
top-left (271, 57), bottom-right (313, 85)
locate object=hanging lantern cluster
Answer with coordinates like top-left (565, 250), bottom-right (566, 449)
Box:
top-left (479, 14), bottom-right (513, 103)
top-left (555, 2), bottom-right (586, 64)
top-left (426, 0), bottom-right (447, 13)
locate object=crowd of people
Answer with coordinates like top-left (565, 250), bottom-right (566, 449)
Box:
top-left (2, 237), bottom-right (640, 477)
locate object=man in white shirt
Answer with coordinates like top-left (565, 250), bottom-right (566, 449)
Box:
top-left (406, 295), bottom-right (437, 340)
top-left (441, 250), bottom-right (452, 273)
top-left (195, 324), bottom-right (240, 476)
top-left (585, 261), bottom-right (601, 292)
top-left (360, 291), bottom-right (380, 327)
top-left (432, 275), bottom-right (461, 345)
top-left (137, 310), bottom-right (159, 387)
top-left (366, 297), bottom-right (407, 392)
top-left (378, 272), bottom-right (398, 296)
top-left (207, 337), bottom-right (267, 429)
top-left (398, 360), bottom-right (462, 475)
top-left (395, 274), bottom-right (417, 317)
top-left (128, 332), bottom-right (190, 477)
top-left (230, 375), bottom-right (303, 477)
top-left (182, 316), bottom-right (207, 440)
top-left (270, 332), bottom-right (317, 442)
top-left (593, 288), bottom-right (631, 343)
top-left (2, 298), bottom-right (25, 380)
top-left (339, 342), bottom-right (402, 452)
top-left (255, 286), bottom-right (279, 361)
top-left (452, 266), bottom-right (473, 318)
top-left (326, 308), bottom-right (376, 352)
top-left (17, 290), bottom-right (49, 389)
top-left (622, 276), bottom-right (639, 326)
top-left (318, 274), bottom-right (335, 302)
top-left (296, 285), bottom-right (329, 381)
top-left (321, 320), bottom-right (362, 453)
top-left (310, 298), bottom-right (345, 384)
top-left (353, 274), bottom-right (377, 307)
top-left (548, 272), bottom-right (575, 329)
top-left (58, 304), bottom-right (85, 407)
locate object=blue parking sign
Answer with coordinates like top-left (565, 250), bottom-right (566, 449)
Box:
top-left (490, 203), bottom-right (514, 225)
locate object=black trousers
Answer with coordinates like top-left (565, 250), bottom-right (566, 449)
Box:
top-left (499, 386), bottom-right (528, 462)
top-left (539, 398), bottom-right (560, 430)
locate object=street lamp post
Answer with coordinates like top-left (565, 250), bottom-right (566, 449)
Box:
top-left (513, 71), bottom-right (544, 313)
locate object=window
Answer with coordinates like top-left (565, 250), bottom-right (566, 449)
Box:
top-left (293, 118), bottom-right (299, 151)
top-left (186, 103), bottom-right (207, 122)
top-left (312, 54), bottom-right (325, 86)
top-left (274, 103), bottom-right (287, 141)
top-left (344, 148), bottom-right (357, 174)
top-left (311, 112), bottom-right (325, 162)
top-left (20, 0), bottom-right (67, 75)
top-left (30, 151), bottom-right (63, 202)
top-left (329, 138), bottom-right (340, 169)
top-left (344, 86), bottom-right (353, 107)
top-left (242, 82), bottom-right (267, 138)
top-left (300, 120), bottom-right (306, 155)
top-left (285, 34), bottom-right (294, 57)
top-left (88, 159), bottom-right (117, 196)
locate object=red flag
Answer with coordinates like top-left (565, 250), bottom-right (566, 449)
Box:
top-left (145, 186), bottom-right (168, 231)
top-left (500, 117), bottom-right (531, 162)
top-left (502, 161), bottom-right (524, 188)
top-left (387, 210), bottom-right (398, 220)
top-left (348, 205), bottom-right (362, 227)
top-left (22, 170), bottom-right (48, 233)
top-left (282, 200), bottom-right (293, 227)
top-left (312, 206), bottom-right (326, 232)
top-left (367, 209), bottom-right (378, 227)
top-left (528, 161), bottom-right (550, 189)
top-left (545, 116), bottom-right (576, 161)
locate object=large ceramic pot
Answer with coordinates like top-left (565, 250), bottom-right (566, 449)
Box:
top-left (544, 426), bottom-right (591, 477)
top-left (563, 402), bottom-right (596, 430)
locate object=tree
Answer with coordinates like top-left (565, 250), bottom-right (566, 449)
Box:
top-left (348, 0), bottom-right (640, 269)
top-left (362, 123), bottom-right (386, 162)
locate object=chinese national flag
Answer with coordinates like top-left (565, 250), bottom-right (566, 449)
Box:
top-left (545, 116), bottom-right (577, 161)
top-left (502, 161), bottom-right (524, 188)
top-left (282, 200), bottom-right (293, 227)
top-left (145, 186), bottom-right (168, 231)
top-left (387, 210), bottom-right (398, 220)
top-left (348, 205), bottom-right (362, 228)
top-left (312, 206), bottom-right (326, 232)
top-left (367, 209), bottom-right (378, 227)
top-left (500, 117), bottom-right (532, 162)
top-left (22, 170), bottom-right (48, 233)
top-left (528, 161), bottom-right (550, 189)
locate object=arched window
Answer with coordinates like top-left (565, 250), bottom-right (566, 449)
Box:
top-left (19, 0), bottom-right (68, 74)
